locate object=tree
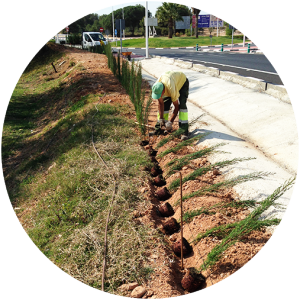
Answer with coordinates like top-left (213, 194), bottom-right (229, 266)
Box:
top-left (156, 2), bottom-right (184, 38)
top-left (122, 5), bottom-right (150, 36)
top-left (192, 8), bottom-right (201, 38)
top-left (67, 13), bottom-right (99, 34)
top-left (98, 5), bottom-right (148, 36)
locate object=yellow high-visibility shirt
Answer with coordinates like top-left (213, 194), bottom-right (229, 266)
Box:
top-left (156, 71), bottom-right (186, 102)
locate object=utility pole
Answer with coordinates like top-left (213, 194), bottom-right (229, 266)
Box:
top-left (145, 1), bottom-right (149, 58)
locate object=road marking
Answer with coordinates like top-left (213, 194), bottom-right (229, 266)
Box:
top-left (194, 59), bottom-right (278, 75)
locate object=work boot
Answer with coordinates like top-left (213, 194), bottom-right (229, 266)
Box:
top-left (181, 132), bottom-right (189, 141)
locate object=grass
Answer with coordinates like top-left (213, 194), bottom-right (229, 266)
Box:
top-left (2, 42), bottom-right (162, 294)
top-left (112, 36), bottom-right (250, 48)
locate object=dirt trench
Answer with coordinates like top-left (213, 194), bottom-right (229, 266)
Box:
top-left (122, 113), bottom-right (272, 298)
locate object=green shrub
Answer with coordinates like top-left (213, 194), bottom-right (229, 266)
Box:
top-left (67, 33), bottom-right (82, 45)
top-left (226, 26), bottom-right (235, 36)
top-left (185, 29), bottom-right (191, 36)
top-left (161, 28), bottom-right (168, 36)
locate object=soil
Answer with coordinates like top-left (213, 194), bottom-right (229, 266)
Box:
top-left (15, 44), bottom-right (271, 298)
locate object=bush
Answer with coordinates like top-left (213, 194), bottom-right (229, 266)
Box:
top-left (67, 33), bottom-right (82, 45)
top-left (226, 26), bottom-right (235, 36)
top-left (88, 45), bottom-right (105, 54)
top-left (175, 32), bottom-right (181, 37)
top-left (185, 29), bottom-right (191, 37)
top-left (161, 28), bottom-right (168, 36)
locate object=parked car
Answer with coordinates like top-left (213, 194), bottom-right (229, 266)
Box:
top-left (82, 32), bottom-right (107, 49)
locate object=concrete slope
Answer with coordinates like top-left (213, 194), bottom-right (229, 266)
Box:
top-left (140, 58), bottom-right (298, 223)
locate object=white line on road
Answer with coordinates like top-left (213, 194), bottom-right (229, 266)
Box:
top-left (193, 59), bottom-right (278, 75)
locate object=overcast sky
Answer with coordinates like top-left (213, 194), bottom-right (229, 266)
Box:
top-left (96, 1), bottom-right (208, 17)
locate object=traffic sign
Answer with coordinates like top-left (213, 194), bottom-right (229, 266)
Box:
top-left (66, 27), bottom-right (69, 32)
top-left (115, 19), bottom-right (125, 30)
top-left (115, 29), bottom-right (117, 36)
top-left (99, 27), bottom-right (104, 32)
top-left (192, 15), bottom-right (196, 28)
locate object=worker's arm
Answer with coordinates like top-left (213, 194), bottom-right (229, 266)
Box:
top-left (170, 100), bottom-right (179, 123)
top-left (158, 97), bottom-right (164, 120)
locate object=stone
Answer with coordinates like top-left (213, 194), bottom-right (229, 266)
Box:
top-left (119, 282), bottom-right (139, 291)
top-left (140, 187), bottom-right (147, 193)
top-left (131, 286), bottom-right (147, 298)
top-left (133, 210), bottom-right (140, 218)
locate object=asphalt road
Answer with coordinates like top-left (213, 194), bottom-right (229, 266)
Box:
top-left (124, 48), bottom-right (283, 85)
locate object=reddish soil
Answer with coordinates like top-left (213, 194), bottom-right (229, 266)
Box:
top-left (15, 44), bottom-right (271, 298)
top-left (133, 133), bottom-right (271, 298)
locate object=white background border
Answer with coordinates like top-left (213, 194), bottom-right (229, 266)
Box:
top-left (1, 1), bottom-right (299, 299)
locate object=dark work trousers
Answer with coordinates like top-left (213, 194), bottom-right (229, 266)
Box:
top-left (154, 78), bottom-right (189, 134)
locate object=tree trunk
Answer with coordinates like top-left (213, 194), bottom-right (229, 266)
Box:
top-left (195, 13), bottom-right (199, 38)
top-left (192, 8), bottom-right (201, 38)
top-left (168, 18), bottom-right (173, 38)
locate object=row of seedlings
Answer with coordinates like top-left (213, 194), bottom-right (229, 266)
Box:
top-left (146, 142), bottom-right (206, 293)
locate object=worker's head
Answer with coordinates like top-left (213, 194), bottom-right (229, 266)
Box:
top-left (152, 82), bottom-right (164, 100)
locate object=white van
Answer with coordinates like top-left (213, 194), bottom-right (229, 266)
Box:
top-left (82, 32), bottom-right (107, 49)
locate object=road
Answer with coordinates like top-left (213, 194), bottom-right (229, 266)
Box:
top-left (120, 47), bottom-right (283, 85)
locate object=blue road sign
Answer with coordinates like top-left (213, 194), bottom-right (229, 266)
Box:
top-left (115, 29), bottom-right (117, 36)
top-left (198, 15), bottom-right (210, 28)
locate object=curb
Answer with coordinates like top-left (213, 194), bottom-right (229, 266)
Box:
top-left (149, 56), bottom-right (290, 104)
top-left (114, 43), bottom-right (260, 53)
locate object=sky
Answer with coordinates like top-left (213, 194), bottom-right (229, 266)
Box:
top-left (95, 1), bottom-right (208, 17)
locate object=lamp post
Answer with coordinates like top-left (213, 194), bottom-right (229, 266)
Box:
top-left (145, 1), bottom-right (149, 58)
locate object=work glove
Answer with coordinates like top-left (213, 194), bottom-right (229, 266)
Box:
top-left (165, 121), bottom-right (173, 131)
top-left (158, 119), bottom-right (165, 127)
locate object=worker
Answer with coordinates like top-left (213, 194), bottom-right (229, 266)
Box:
top-left (150, 71), bottom-right (189, 140)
